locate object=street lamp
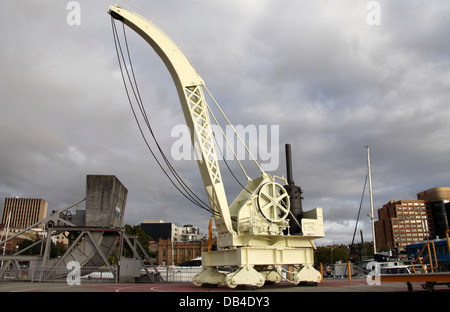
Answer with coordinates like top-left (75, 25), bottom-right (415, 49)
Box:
top-left (331, 247), bottom-right (338, 264)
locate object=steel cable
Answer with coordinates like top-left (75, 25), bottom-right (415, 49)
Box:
top-left (111, 17), bottom-right (221, 217)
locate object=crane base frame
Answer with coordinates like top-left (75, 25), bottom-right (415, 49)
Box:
top-left (193, 246), bottom-right (321, 288)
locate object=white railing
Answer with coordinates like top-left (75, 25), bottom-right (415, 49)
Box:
top-left (145, 266), bottom-right (203, 283)
top-left (0, 264), bottom-right (205, 283)
top-left (0, 266), bottom-right (117, 283)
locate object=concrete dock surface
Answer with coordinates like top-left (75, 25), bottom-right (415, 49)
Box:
top-left (0, 277), bottom-right (449, 292)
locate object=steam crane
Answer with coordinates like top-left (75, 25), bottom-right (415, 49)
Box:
top-left (108, 4), bottom-right (324, 288)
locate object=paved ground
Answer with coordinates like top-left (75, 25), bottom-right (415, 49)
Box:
top-left (0, 277), bottom-right (448, 292)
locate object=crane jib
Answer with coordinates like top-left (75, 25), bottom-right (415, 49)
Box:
top-left (109, 9), bottom-right (124, 21)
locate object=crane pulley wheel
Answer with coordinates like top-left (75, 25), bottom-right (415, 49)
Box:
top-left (257, 182), bottom-right (290, 222)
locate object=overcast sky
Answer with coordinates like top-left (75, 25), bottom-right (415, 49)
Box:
top-left (1, 0), bottom-right (449, 246)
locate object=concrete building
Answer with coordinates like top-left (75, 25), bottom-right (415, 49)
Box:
top-left (375, 187), bottom-right (450, 252)
top-left (0, 198), bottom-right (48, 254)
top-left (141, 220), bottom-right (211, 265)
top-left (157, 237), bottom-right (215, 266)
top-left (375, 200), bottom-right (430, 251)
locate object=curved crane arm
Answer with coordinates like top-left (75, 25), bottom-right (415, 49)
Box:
top-left (109, 6), bottom-right (233, 236)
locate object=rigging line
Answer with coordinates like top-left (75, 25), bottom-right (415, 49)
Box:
top-left (113, 19), bottom-right (217, 216)
top-left (204, 98), bottom-right (250, 181)
top-left (203, 85), bottom-right (266, 176)
top-left (118, 22), bottom-right (212, 211)
top-left (112, 18), bottom-right (193, 206)
top-left (116, 22), bottom-right (216, 216)
top-left (111, 18), bottom-right (219, 216)
top-left (350, 172), bottom-right (368, 249)
top-left (203, 94), bottom-right (252, 194)
top-left (213, 131), bottom-right (252, 194)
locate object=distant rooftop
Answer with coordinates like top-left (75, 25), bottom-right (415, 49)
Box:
top-left (142, 219), bottom-right (165, 223)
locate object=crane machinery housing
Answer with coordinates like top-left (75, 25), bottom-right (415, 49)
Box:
top-left (108, 3), bottom-right (325, 288)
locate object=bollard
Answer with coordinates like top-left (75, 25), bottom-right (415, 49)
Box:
top-left (320, 263), bottom-right (323, 281)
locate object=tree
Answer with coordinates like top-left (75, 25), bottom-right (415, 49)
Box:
top-left (18, 238), bottom-right (42, 255)
top-left (18, 236), bottom-right (67, 258)
top-left (349, 241), bottom-right (375, 261)
top-left (314, 245), bottom-right (349, 266)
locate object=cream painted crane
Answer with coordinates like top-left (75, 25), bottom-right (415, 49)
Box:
top-left (109, 3), bottom-right (325, 288)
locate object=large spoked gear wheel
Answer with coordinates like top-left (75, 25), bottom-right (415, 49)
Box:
top-left (257, 181), bottom-right (290, 222)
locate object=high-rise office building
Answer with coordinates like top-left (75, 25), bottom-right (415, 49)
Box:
top-left (375, 200), bottom-right (430, 251)
top-left (1, 198), bottom-right (48, 230)
top-left (374, 187), bottom-right (450, 251)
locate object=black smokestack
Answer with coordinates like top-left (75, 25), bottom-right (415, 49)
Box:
top-left (284, 144), bottom-right (303, 235)
top-left (285, 144), bottom-right (294, 185)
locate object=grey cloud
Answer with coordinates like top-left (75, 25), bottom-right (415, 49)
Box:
top-left (1, 0), bottom-right (449, 244)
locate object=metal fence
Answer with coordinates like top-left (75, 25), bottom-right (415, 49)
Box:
top-left (0, 264), bottom-right (205, 283)
top-left (0, 266), bottom-right (117, 283)
top-left (145, 266), bottom-right (203, 283)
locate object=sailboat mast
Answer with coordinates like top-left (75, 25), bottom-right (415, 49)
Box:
top-left (366, 146), bottom-right (377, 254)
